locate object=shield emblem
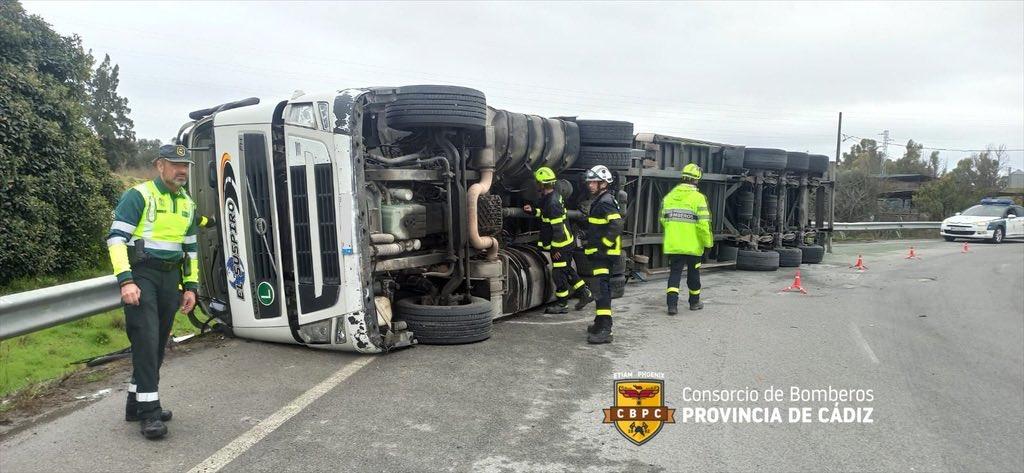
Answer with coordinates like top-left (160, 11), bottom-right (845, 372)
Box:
top-left (602, 379), bottom-right (675, 445)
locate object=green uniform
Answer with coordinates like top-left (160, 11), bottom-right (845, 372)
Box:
top-left (659, 183), bottom-right (713, 306)
top-left (107, 178), bottom-right (197, 421)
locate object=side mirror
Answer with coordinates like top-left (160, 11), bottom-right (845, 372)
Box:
top-left (954, 212), bottom-right (961, 216)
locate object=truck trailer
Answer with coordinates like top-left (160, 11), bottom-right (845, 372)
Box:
top-left (178, 85), bottom-right (834, 353)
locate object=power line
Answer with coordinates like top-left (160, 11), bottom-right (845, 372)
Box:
top-left (841, 134), bottom-right (1024, 153)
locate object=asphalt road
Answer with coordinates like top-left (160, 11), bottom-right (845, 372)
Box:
top-left (2, 239), bottom-right (1022, 473)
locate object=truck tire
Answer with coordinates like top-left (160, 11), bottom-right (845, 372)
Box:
top-left (800, 245), bottom-right (825, 264)
top-left (735, 249), bottom-right (779, 271)
top-left (577, 120), bottom-right (634, 146)
top-left (395, 296), bottom-right (492, 345)
top-left (743, 148), bottom-right (787, 171)
top-left (717, 244), bottom-right (738, 262)
top-left (724, 146), bottom-right (745, 170)
top-left (778, 247), bottom-right (802, 267)
top-left (575, 146), bottom-right (633, 170)
top-left (385, 85), bottom-right (487, 131)
top-left (785, 152), bottom-right (810, 173)
top-left (610, 274), bottom-right (626, 299)
top-left (808, 154), bottom-right (829, 175)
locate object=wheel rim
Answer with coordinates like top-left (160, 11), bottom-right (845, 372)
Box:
top-left (996, 229), bottom-right (1003, 242)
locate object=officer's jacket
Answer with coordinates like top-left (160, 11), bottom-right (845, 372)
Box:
top-left (659, 183), bottom-right (713, 256)
top-left (534, 191), bottom-right (574, 250)
top-left (106, 179), bottom-right (199, 290)
top-left (585, 190), bottom-right (623, 256)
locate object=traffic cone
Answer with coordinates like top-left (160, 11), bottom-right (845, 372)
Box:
top-left (781, 270), bottom-right (808, 294)
top-left (962, 241), bottom-right (970, 253)
top-left (905, 247), bottom-right (920, 259)
top-left (850, 255), bottom-right (868, 270)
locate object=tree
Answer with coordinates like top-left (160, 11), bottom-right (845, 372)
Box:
top-left (839, 138), bottom-right (892, 174)
top-left (86, 54), bottom-right (136, 170)
top-left (834, 169), bottom-right (881, 221)
top-left (891, 139), bottom-right (929, 175)
top-left (0, 1), bottom-right (120, 285)
top-left (912, 146), bottom-right (1008, 219)
top-left (927, 151), bottom-right (941, 178)
top-left (133, 138), bottom-right (162, 168)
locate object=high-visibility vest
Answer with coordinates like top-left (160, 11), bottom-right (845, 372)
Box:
top-left (659, 183), bottom-right (713, 256)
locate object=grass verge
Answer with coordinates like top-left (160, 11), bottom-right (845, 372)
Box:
top-left (0, 309), bottom-right (196, 400)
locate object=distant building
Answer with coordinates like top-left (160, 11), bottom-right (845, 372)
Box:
top-left (873, 173), bottom-right (934, 219)
top-left (1007, 170), bottom-right (1024, 194)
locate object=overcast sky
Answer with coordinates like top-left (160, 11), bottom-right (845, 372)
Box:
top-left (23, 1), bottom-right (1024, 171)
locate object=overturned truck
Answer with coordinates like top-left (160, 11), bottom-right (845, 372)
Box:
top-left (179, 86), bottom-right (834, 353)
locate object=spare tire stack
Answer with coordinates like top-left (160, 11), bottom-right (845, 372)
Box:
top-left (573, 120), bottom-right (635, 171)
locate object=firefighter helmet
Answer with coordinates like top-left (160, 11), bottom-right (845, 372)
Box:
top-left (682, 163), bottom-right (702, 180)
top-left (585, 165), bottom-right (614, 184)
top-left (533, 166), bottom-right (557, 184)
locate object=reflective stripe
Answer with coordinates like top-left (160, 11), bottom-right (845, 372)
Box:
top-left (199, 216), bottom-right (209, 227)
top-left (602, 237), bottom-right (614, 248)
top-left (606, 213), bottom-right (622, 220)
top-left (551, 238), bottom-right (573, 248)
top-left (689, 289), bottom-right (701, 295)
top-left (552, 261), bottom-right (568, 268)
top-left (187, 251), bottom-right (198, 260)
top-left (573, 280), bottom-right (586, 290)
top-left (694, 263), bottom-right (701, 269)
top-left (595, 309), bottom-right (612, 316)
top-left (548, 216), bottom-right (566, 224)
top-left (144, 240), bottom-right (184, 251)
top-left (136, 392), bottom-right (159, 402)
top-left (666, 287), bottom-right (679, 294)
top-left (128, 383), bottom-right (137, 393)
top-left (588, 216), bottom-right (608, 224)
top-left (106, 236), bottom-right (127, 247)
top-left (184, 235), bottom-right (197, 244)
top-left (584, 248), bottom-right (598, 255)
top-left (555, 290), bottom-right (570, 297)
top-left (111, 220), bottom-right (137, 234)
top-left (663, 208), bottom-right (698, 222)
top-left (592, 268), bottom-right (609, 275)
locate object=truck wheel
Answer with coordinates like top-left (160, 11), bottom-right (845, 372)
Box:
top-left (799, 245), bottom-right (825, 264)
top-left (395, 296), bottom-right (492, 345)
top-left (990, 227), bottom-right (1004, 244)
top-left (717, 244), bottom-right (738, 262)
top-left (574, 146), bottom-right (634, 170)
top-left (778, 248), bottom-right (803, 267)
top-left (742, 148), bottom-right (787, 171)
top-left (577, 120), bottom-right (634, 146)
top-left (785, 152), bottom-right (810, 173)
top-left (384, 85), bottom-right (487, 131)
top-left (610, 274), bottom-right (626, 299)
top-left (808, 154), bottom-right (829, 175)
top-left (736, 249), bottom-right (780, 271)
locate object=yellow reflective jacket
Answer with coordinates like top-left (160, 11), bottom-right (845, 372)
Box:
top-left (659, 184), bottom-right (713, 256)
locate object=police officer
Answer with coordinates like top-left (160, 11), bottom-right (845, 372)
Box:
top-left (583, 165), bottom-right (623, 344)
top-left (523, 167), bottom-right (594, 314)
top-left (660, 163), bottom-right (713, 315)
top-left (107, 144), bottom-right (198, 439)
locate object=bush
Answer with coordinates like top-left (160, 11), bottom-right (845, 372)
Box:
top-left (0, 2), bottom-right (120, 285)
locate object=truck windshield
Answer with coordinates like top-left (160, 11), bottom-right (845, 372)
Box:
top-left (961, 205), bottom-right (1006, 217)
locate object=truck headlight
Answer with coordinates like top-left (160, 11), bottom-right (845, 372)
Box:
top-left (298, 319), bottom-right (332, 344)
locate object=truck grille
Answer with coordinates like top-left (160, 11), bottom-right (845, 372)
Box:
top-left (241, 133), bottom-right (280, 319)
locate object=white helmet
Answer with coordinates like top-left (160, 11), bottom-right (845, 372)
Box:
top-left (585, 165), bottom-right (614, 184)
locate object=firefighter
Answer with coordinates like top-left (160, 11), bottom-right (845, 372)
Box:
top-left (583, 165), bottom-right (623, 344)
top-left (106, 144), bottom-right (199, 439)
top-left (660, 163), bottom-right (713, 314)
top-left (523, 167), bottom-right (594, 313)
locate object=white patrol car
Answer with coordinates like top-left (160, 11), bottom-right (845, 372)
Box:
top-left (940, 198), bottom-right (1024, 243)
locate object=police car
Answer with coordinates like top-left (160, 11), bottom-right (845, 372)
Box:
top-left (940, 198), bottom-right (1024, 243)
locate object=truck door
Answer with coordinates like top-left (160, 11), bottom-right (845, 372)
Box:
top-left (281, 100), bottom-right (363, 327)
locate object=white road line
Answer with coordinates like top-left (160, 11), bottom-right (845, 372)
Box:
top-left (187, 356), bottom-right (375, 473)
top-left (505, 318), bottom-right (588, 325)
top-left (848, 321), bottom-right (880, 364)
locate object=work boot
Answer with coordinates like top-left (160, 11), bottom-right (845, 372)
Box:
top-left (574, 287), bottom-right (594, 311)
top-left (689, 300), bottom-right (704, 311)
top-left (140, 417), bottom-right (168, 439)
top-left (667, 304), bottom-right (678, 316)
top-left (587, 315), bottom-right (601, 334)
top-left (587, 317), bottom-right (613, 344)
top-left (544, 300), bottom-right (569, 314)
top-left (126, 396), bottom-right (172, 422)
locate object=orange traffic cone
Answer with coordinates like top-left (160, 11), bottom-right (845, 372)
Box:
top-left (781, 270), bottom-right (808, 294)
top-left (962, 241), bottom-right (970, 253)
top-left (850, 254), bottom-right (868, 270)
top-left (905, 247), bottom-right (920, 259)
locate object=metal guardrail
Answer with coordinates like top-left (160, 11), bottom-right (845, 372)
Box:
top-left (0, 276), bottom-right (120, 341)
top-left (832, 221), bottom-right (941, 231)
top-left (0, 220), bottom-right (943, 341)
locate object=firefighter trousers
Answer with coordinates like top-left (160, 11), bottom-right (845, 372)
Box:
top-left (667, 254), bottom-right (702, 306)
